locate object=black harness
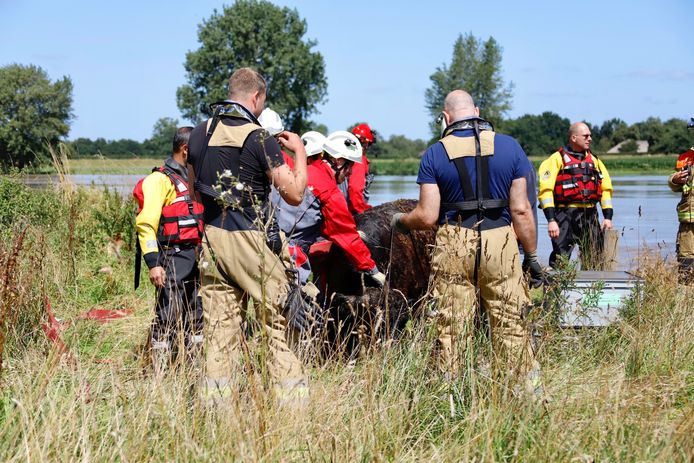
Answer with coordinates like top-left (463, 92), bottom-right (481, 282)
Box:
top-left (440, 118), bottom-right (508, 230)
top-left (193, 101), bottom-right (260, 202)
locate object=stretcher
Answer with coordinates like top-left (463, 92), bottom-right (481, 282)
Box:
top-left (548, 270), bottom-right (641, 327)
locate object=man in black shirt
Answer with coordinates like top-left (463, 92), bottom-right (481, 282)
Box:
top-left (188, 67), bottom-right (309, 404)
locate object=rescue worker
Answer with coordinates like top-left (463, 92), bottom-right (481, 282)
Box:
top-left (391, 90), bottom-right (541, 392)
top-left (276, 131), bottom-right (386, 291)
top-left (187, 67), bottom-right (309, 404)
top-left (134, 126), bottom-right (204, 374)
top-left (538, 122), bottom-right (614, 270)
top-left (340, 123), bottom-right (376, 214)
top-left (667, 117), bottom-right (694, 283)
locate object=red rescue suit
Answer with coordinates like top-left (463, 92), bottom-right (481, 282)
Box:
top-left (345, 153), bottom-right (372, 214)
top-left (310, 160), bottom-right (375, 271)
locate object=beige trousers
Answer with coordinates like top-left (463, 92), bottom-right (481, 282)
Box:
top-left (199, 226), bottom-right (306, 396)
top-left (430, 224), bottom-right (537, 377)
top-left (677, 222), bottom-right (694, 259)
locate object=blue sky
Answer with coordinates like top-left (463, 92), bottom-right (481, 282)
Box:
top-left (2, 0), bottom-right (692, 142)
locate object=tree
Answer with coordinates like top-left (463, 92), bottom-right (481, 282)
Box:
top-left (591, 118), bottom-right (628, 153)
top-left (503, 112), bottom-right (570, 156)
top-left (142, 117), bottom-right (179, 156)
top-left (651, 118), bottom-right (691, 154)
top-left (177, 0), bottom-right (327, 132)
top-left (0, 64), bottom-right (73, 169)
top-left (425, 33), bottom-right (513, 136)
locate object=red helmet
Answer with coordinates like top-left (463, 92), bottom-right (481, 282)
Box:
top-left (351, 123), bottom-right (375, 145)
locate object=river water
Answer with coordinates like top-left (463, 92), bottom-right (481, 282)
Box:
top-left (369, 175), bottom-right (679, 269)
top-left (22, 174), bottom-right (680, 270)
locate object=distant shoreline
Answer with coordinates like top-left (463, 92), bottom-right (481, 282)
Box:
top-left (23, 153), bottom-right (680, 176)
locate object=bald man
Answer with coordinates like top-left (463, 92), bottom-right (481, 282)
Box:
top-left (391, 90), bottom-right (541, 394)
top-left (538, 122), bottom-right (613, 269)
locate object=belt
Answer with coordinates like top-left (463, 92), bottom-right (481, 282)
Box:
top-left (445, 210), bottom-right (508, 231)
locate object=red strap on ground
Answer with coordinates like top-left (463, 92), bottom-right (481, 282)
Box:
top-left (41, 299), bottom-right (132, 361)
top-left (41, 298), bottom-right (74, 362)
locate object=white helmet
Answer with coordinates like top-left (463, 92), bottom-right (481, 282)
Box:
top-left (258, 108), bottom-right (284, 136)
top-left (323, 131), bottom-right (363, 163)
top-left (301, 131), bottom-right (327, 156)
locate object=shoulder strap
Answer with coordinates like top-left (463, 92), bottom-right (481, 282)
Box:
top-left (440, 125), bottom-right (508, 213)
top-left (192, 106), bottom-right (224, 200)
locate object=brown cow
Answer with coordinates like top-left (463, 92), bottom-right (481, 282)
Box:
top-left (316, 200), bottom-right (435, 355)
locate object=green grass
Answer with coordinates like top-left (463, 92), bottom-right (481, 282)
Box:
top-left (0, 175), bottom-right (692, 461)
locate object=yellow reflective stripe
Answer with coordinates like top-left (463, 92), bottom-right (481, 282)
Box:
top-left (202, 378), bottom-right (233, 398)
top-left (274, 385), bottom-right (310, 400)
top-left (677, 212), bottom-right (694, 221)
top-left (540, 198), bottom-right (554, 207)
top-left (556, 202), bottom-right (597, 208)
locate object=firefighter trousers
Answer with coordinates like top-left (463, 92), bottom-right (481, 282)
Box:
top-left (430, 224), bottom-right (538, 378)
top-left (199, 225), bottom-right (307, 400)
top-left (676, 222), bottom-right (694, 284)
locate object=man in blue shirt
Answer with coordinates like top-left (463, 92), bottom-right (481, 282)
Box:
top-left (392, 90), bottom-right (541, 393)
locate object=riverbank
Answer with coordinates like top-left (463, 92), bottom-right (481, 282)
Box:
top-left (38, 154), bottom-right (679, 176)
top-left (0, 177), bottom-right (691, 460)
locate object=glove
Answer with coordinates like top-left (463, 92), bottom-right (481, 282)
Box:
top-left (522, 249), bottom-right (546, 289)
top-left (283, 269), bottom-right (315, 332)
top-left (365, 266), bottom-right (386, 287)
top-left (390, 212), bottom-right (410, 235)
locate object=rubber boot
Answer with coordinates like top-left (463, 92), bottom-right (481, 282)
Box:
top-left (678, 257), bottom-right (694, 285)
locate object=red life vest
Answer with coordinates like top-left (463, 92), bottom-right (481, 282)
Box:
top-left (553, 148), bottom-right (603, 203)
top-left (133, 166), bottom-right (204, 246)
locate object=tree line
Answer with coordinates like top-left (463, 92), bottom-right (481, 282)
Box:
top-left (1, 0), bottom-right (690, 170)
top-left (64, 113), bottom-right (690, 161)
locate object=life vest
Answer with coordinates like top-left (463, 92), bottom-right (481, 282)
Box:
top-left (553, 148), bottom-right (602, 203)
top-left (133, 166), bottom-right (204, 246)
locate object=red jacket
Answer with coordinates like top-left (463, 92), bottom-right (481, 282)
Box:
top-left (346, 153), bottom-right (371, 214)
top-left (309, 160), bottom-right (375, 271)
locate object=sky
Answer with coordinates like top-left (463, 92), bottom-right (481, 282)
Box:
top-left (1, 0), bottom-right (693, 143)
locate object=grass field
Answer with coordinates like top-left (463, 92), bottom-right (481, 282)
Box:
top-left (55, 154), bottom-right (680, 176)
top-left (0, 175), bottom-right (692, 461)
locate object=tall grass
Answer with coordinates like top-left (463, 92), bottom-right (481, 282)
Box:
top-left (0, 174), bottom-right (692, 460)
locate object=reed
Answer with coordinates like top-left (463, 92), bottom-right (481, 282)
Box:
top-left (0, 182), bottom-right (691, 461)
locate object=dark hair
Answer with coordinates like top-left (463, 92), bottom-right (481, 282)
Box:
top-left (173, 126), bottom-right (193, 153)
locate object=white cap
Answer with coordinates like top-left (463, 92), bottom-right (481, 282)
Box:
top-left (323, 131), bottom-right (362, 163)
top-left (258, 108), bottom-right (284, 136)
top-left (301, 131), bottom-right (327, 156)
